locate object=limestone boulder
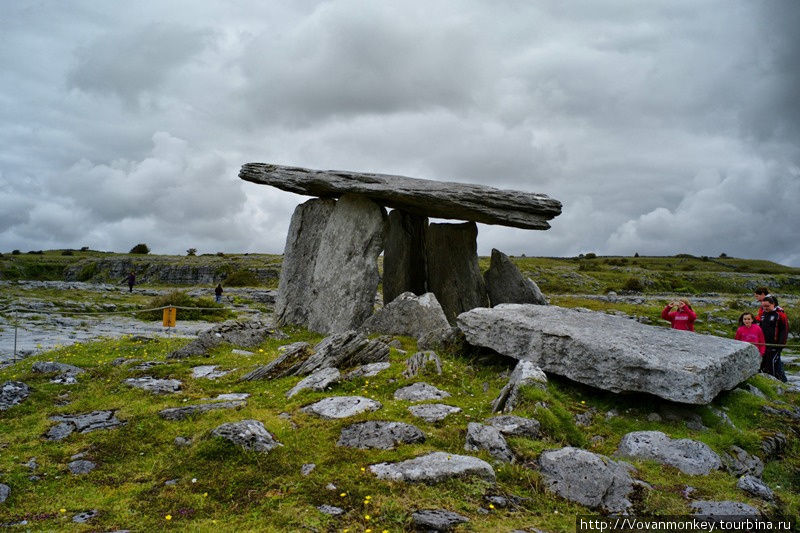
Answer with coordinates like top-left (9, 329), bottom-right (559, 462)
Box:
top-left (737, 475), bottom-right (774, 501)
top-left (46, 411), bottom-right (125, 441)
top-left (301, 396), bottom-right (382, 419)
top-left (306, 194), bottom-right (387, 333)
top-left (408, 404), bottom-right (462, 423)
top-left (169, 319), bottom-right (286, 359)
top-left (484, 249), bottom-right (547, 306)
top-left (410, 509), bottom-right (469, 531)
top-left (539, 447), bottom-right (638, 513)
top-left (370, 451), bottom-right (495, 483)
top-left (159, 400), bottom-right (245, 421)
top-left (465, 423), bottom-right (514, 462)
top-left (239, 342), bottom-right (312, 381)
top-left (458, 304), bottom-right (760, 404)
top-left (394, 382), bottom-right (450, 402)
top-left (403, 350), bottom-right (443, 378)
top-left (491, 360), bottom-right (547, 413)
top-left (615, 431), bottom-right (722, 475)
top-left (0, 381), bottom-right (30, 411)
top-left (691, 500), bottom-right (761, 519)
top-left (0, 483), bottom-right (9, 503)
top-left (485, 415), bottom-right (540, 438)
top-left (293, 331), bottom-right (390, 376)
top-left (286, 367), bottom-right (340, 398)
top-left (337, 421), bottom-right (425, 449)
top-left (125, 377), bottom-right (182, 394)
top-left (212, 420), bottom-right (282, 453)
top-left (361, 292), bottom-right (449, 339)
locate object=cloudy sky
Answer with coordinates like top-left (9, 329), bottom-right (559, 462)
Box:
top-left (2, 1), bottom-right (799, 265)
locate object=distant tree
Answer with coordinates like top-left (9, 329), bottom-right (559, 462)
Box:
top-left (11, 249), bottom-right (20, 255)
top-left (187, 248), bottom-right (197, 256)
top-left (719, 252), bottom-right (728, 258)
top-left (634, 252), bottom-right (639, 258)
top-left (216, 252), bottom-right (225, 257)
top-left (585, 252), bottom-right (597, 259)
top-left (80, 246), bottom-right (90, 251)
top-left (129, 243), bottom-right (150, 254)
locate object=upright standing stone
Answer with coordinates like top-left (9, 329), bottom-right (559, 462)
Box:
top-left (383, 210), bottom-right (428, 303)
top-left (426, 221), bottom-right (488, 324)
top-left (306, 195), bottom-right (387, 333)
top-left (484, 248), bottom-right (547, 306)
top-left (275, 198), bottom-right (336, 326)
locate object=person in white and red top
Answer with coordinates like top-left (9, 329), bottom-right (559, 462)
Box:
top-left (661, 299), bottom-right (697, 331)
top-left (735, 312), bottom-right (765, 355)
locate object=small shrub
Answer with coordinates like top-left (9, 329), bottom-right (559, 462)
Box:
top-left (621, 277), bottom-right (645, 292)
top-left (12, 249), bottom-right (20, 255)
top-left (216, 252), bottom-right (225, 257)
top-left (224, 269), bottom-right (260, 287)
top-left (584, 252), bottom-right (597, 259)
top-left (701, 256), bottom-right (709, 261)
top-left (129, 243), bottom-right (150, 254)
top-left (139, 291), bottom-right (232, 322)
top-left (80, 246), bottom-right (90, 251)
top-left (634, 252), bottom-right (639, 257)
top-left (719, 252), bottom-right (728, 258)
top-left (186, 248), bottom-right (197, 256)
top-left (27, 250), bottom-right (43, 255)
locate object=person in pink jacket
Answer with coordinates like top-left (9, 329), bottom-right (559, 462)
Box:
top-left (661, 299), bottom-right (697, 331)
top-left (735, 312), bottom-right (765, 355)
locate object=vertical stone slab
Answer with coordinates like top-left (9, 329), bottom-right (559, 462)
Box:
top-left (425, 221), bottom-right (488, 324)
top-left (307, 194), bottom-right (387, 334)
top-left (484, 248), bottom-right (547, 306)
top-left (275, 198), bottom-right (336, 326)
top-left (383, 209), bottom-right (428, 304)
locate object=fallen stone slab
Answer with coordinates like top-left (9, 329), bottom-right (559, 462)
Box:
top-left (169, 319), bottom-right (286, 359)
top-left (615, 431), bottom-right (722, 475)
top-left (0, 483), bottom-right (9, 503)
top-left (361, 292), bottom-right (450, 339)
top-left (484, 248), bottom-right (547, 306)
top-left (239, 163), bottom-right (562, 229)
top-left (721, 446), bottom-right (764, 477)
top-left (458, 304), bottom-right (760, 404)
top-left (691, 500), bottom-right (761, 520)
top-left (539, 447), bottom-right (637, 514)
top-left (737, 475), bottom-right (774, 501)
top-left (370, 451), bottom-right (495, 483)
top-left (394, 382), bottom-right (450, 402)
top-left (159, 400), bottom-right (246, 421)
top-left (485, 415), bottom-right (541, 439)
top-left (211, 420), bottom-right (283, 453)
top-left (301, 396), bottom-right (382, 419)
top-left (124, 377), bottom-right (182, 394)
top-left (410, 509), bottom-right (469, 531)
top-left (343, 362), bottom-right (391, 380)
top-left (408, 404), bottom-right (462, 423)
top-left (46, 411), bottom-right (125, 441)
top-left (239, 342), bottom-right (313, 381)
top-left (293, 331), bottom-right (390, 376)
top-left (465, 423), bottom-right (514, 462)
top-left (491, 360), bottom-right (547, 413)
top-left (403, 351), bottom-right (443, 379)
top-left (68, 460), bottom-right (96, 475)
top-left (337, 421), bottom-right (425, 449)
top-left (191, 365), bottom-right (232, 380)
top-left (1, 381), bottom-right (30, 411)
top-left (286, 367), bottom-right (341, 398)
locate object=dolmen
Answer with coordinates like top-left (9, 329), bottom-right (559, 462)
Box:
top-left (457, 304), bottom-right (761, 404)
top-left (240, 163), bottom-right (561, 333)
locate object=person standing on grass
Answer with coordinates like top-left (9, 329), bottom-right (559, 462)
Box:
top-left (126, 271), bottom-right (136, 293)
top-left (754, 286), bottom-right (783, 324)
top-left (759, 296), bottom-right (788, 382)
top-left (214, 283), bottom-right (223, 303)
top-left (735, 312), bottom-right (765, 356)
top-left (661, 298), bottom-right (697, 331)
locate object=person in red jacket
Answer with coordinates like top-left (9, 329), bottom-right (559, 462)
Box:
top-left (661, 299), bottom-right (697, 331)
top-left (754, 286), bottom-right (785, 324)
top-left (759, 296), bottom-right (788, 382)
top-left (735, 312), bottom-right (765, 355)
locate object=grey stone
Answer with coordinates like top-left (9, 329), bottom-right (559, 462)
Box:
top-left (210, 393), bottom-right (250, 401)
top-left (159, 400), bottom-right (246, 421)
top-left (301, 396), bottom-right (382, 419)
top-left (301, 463), bottom-right (316, 476)
top-left (32, 361), bottom-right (85, 375)
top-left (740, 383), bottom-right (767, 399)
top-left (337, 421), bottom-right (425, 449)
top-left (410, 509), bottom-right (469, 531)
top-left (306, 195), bottom-right (387, 333)
top-left (174, 437), bottom-right (191, 447)
top-left (239, 342), bottom-right (312, 381)
top-left (46, 411), bottom-right (125, 440)
top-left (212, 420), bottom-right (282, 453)
top-left (68, 460), bottom-right (96, 475)
top-left (317, 505), bottom-right (344, 516)
top-left (491, 360), bottom-right (547, 413)
top-left (539, 447), bottom-right (637, 513)
top-left (383, 210), bottom-right (428, 304)
top-left (417, 326), bottom-right (467, 354)
top-left (169, 319), bottom-right (285, 358)
top-left (191, 365), bottom-right (231, 380)
top-left (362, 292), bottom-right (450, 339)
top-left (286, 367), bottom-right (341, 398)
top-left (403, 350), bottom-right (443, 379)
top-left (737, 475), bottom-right (774, 500)
top-left (760, 432), bottom-right (787, 459)
top-left (426, 222), bottom-right (488, 324)
top-left (485, 415), bottom-right (540, 438)
top-left (0, 484), bottom-right (9, 503)
top-left (344, 362), bottom-right (391, 380)
top-left (408, 404), bottom-right (462, 423)
top-left (575, 410), bottom-right (596, 427)
top-left (239, 163), bottom-right (562, 229)
top-left (394, 382), bottom-right (450, 402)
top-left (721, 446), bottom-right (764, 477)
top-left (293, 331), bottom-right (390, 376)
top-left (370, 451), bottom-right (495, 483)
top-left (465, 423), bottom-right (514, 462)
top-left (124, 377), bottom-right (182, 394)
top-left (275, 198), bottom-right (337, 326)
top-left (615, 431), bottom-right (722, 475)
top-left (458, 304), bottom-right (760, 404)
top-left (484, 249), bottom-right (547, 306)
top-left (0, 381), bottom-right (30, 411)
top-left (72, 510), bottom-right (99, 523)
top-left (691, 500), bottom-right (761, 519)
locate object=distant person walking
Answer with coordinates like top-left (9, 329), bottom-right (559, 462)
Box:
top-left (661, 299), bottom-right (697, 331)
top-left (126, 271), bottom-right (136, 293)
top-left (759, 296), bottom-right (788, 382)
top-left (735, 312), bottom-right (765, 356)
top-left (214, 283), bottom-right (223, 303)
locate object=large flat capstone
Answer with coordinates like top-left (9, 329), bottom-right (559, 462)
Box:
top-left (457, 304), bottom-right (760, 404)
top-left (239, 163), bottom-right (561, 229)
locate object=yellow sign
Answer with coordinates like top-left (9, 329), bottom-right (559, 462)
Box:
top-left (162, 307), bottom-right (176, 327)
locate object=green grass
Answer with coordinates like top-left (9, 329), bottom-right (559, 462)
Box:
top-left (1, 329), bottom-right (797, 531)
